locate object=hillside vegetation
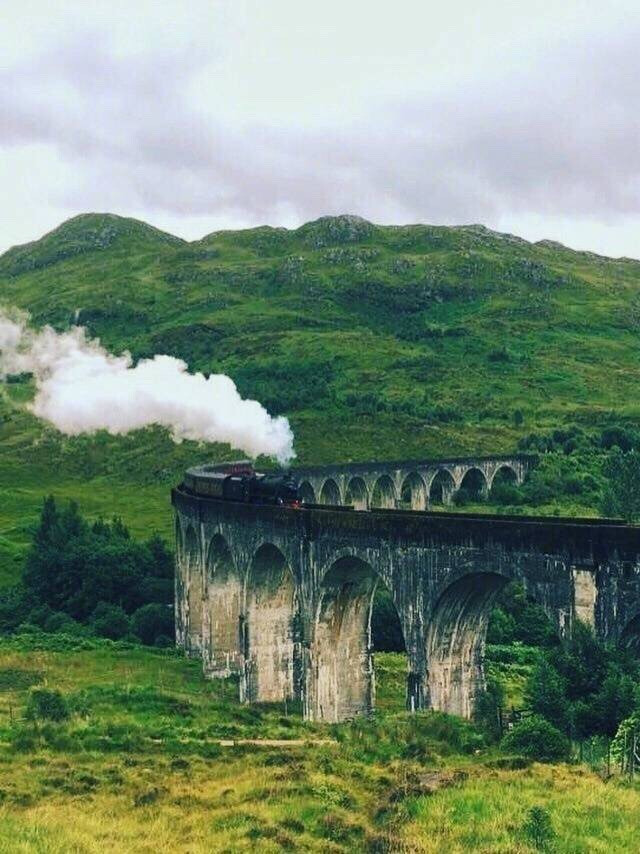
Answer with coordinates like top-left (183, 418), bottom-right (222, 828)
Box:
top-left (2, 212), bottom-right (640, 580)
top-left (0, 636), bottom-right (636, 852)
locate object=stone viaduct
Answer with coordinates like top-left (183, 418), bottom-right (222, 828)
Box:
top-left (173, 470), bottom-right (640, 724)
top-left (293, 454), bottom-right (530, 510)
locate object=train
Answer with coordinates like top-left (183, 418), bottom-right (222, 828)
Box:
top-left (182, 460), bottom-right (301, 506)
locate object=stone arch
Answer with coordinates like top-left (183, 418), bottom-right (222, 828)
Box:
top-left (184, 525), bottom-right (203, 656)
top-left (457, 467), bottom-right (488, 502)
top-left (426, 571), bottom-right (508, 718)
top-left (371, 475), bottom-right (396, 509)
top-left (429, 469), bottom-right (455, 505)
top-left (203, 534), bottom-right (242, 677)
top-left (243, 543), bottom-right (298, 703)
top-left (319, 478), bottom-right (341, 506)
top-left (299, 480), bottom-right (316, 504)
top-left (489, 464), bottom-right (518, 493)
top-left (400, 471), bottom-right (427, 511)
top-left (311, 556), bottom-right (407, 722)
top-left (345, 476), bottom-right (369, 511)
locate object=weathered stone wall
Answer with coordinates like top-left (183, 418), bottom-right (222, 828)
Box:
top-left (173, 489), bottom-right (640, 723)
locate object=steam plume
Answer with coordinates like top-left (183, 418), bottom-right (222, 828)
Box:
top-left (0, 309), bottom-right (295, 464)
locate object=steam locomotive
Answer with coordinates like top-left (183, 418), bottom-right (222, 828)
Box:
top-left (182, 460), bottom-right (300, 506)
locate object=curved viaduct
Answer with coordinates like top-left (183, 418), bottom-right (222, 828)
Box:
top-left (293, 454), bottom-right (530, 510)
top-left (173, 484), bottom-right (640, 723)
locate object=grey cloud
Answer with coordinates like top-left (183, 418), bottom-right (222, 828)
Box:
top-left (2, 28), bottom-right (640, 232)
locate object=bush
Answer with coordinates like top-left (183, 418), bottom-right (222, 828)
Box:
top-left (600, 426), bottom-right (637, 452)
top-left (43, 612), bottom-right (87, 636)
top-left (25, 687), bottom-right (70, 722)
top-left (489, 583), bottom-right (558, 648)
top-left (474, 677), bottom-right (505, 742)
top-left (131, 604), bottom-right (174, 646)
top-left (525, 656), bottom-right (570, 733)
top-left (489, 482), bottom-right (524, 505)
top-left (600, 448), bottom-right (640, 520)
top-left (522, 806), bottom-right (555, 850)
top-left (486, 608), bottom-right (516, 644)
top-left (91, 602), bottom-right (130, 640)
top-left (501, 715), bottom-right (570, 762)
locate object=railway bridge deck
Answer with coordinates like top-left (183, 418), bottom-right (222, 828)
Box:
top-left (173, 475), bottom-right (640, 723)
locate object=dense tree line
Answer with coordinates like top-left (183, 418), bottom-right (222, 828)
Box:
top-left (0, 497), bottom-right (174, 646)
top-left (482, 581), bottom-right (640, 758)
top-left (525, 623), bottom-right (638, 739)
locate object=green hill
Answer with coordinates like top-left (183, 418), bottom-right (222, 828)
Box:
top-left (2, 212), bottom-right (640, 580)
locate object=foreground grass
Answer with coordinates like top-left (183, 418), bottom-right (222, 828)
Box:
top-left (0, 639), bottom-right (635, 851)
top-left (399, 764), bottom-right (640, 853)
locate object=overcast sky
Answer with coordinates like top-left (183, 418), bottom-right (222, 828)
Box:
top-left (1, 0), bottom-right (639, 257)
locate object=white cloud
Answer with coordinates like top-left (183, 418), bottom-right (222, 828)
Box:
top-left (1, 0), bottom-right (639, 257)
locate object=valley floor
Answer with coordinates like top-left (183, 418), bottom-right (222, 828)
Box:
top-left (0, 637), bottom-right (636, 852)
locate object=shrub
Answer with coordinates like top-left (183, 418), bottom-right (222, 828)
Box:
top-left (474, 677), bottom-right (505, 742)
top-left (488, 347), bottom-right (510, 363)
top-left (25, 688), bottom-right (70, 722)
top-left (43, 612), bottom-right (87, 636)
top-left (91, 602), bottom-right (130, 640)
top-left (600, 449), bottom-right (640, 520)
top-left (525, 656), bottom-right (570, 733)
top-left (131, 604), bottom-right (174, 646)
top-left (522, 806), bottom-right (555, 850)
top-left (489, 482), bottom-right (524, 505)
top-left (501, 715), bottom-right (570, 762)
top-left (600, 426), bottom-right (636, 452)
top-left (486, 608), bottom-right (517, 644)
top-left (612, 710), bottom-right (640, 766)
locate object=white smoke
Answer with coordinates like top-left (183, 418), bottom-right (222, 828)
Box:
top-left (0, 309), bottom-right (295, 464)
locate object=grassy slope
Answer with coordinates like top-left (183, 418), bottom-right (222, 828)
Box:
top-left (2, 212), bottom-right (640, 582)
top-left (0, 641), bottom-right (636, 853)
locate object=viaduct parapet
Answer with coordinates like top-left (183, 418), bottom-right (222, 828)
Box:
top-left (172, 484), bottom-right (640, 724)
top-left (293, 454), bottom-right (531, 509)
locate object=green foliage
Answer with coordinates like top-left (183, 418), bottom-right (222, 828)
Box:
top-left (333, 710), bottom-right (484, 764)
top-left (20, 497), bottom-right (173, 626)
top-left (525, 657), bottom-right (570, 733)
top-left (485, 643), bottom-right (540, 666)
top-left (25, 687), bottom-right (70, 722)
top-left (612, 710), bottom-right (640, 764)
top-left (473, 677), bottom-right (505, 742)
top-left (501, 715), bottom-right (571, 762)
top-left (522, 623), bottom-right (640, 739)
top-left (91, 602), bottom-right (131, 640)
top-left (522, 806), bottom-right (555, 851)
top-left (130, 604), bottom-right (174, 646)
top-left (600, 448), bottom-right (640, 520)
top-left (487, 583), bottom-right (558, 648)
top-left (486, 608), bottom-right (517, 644)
